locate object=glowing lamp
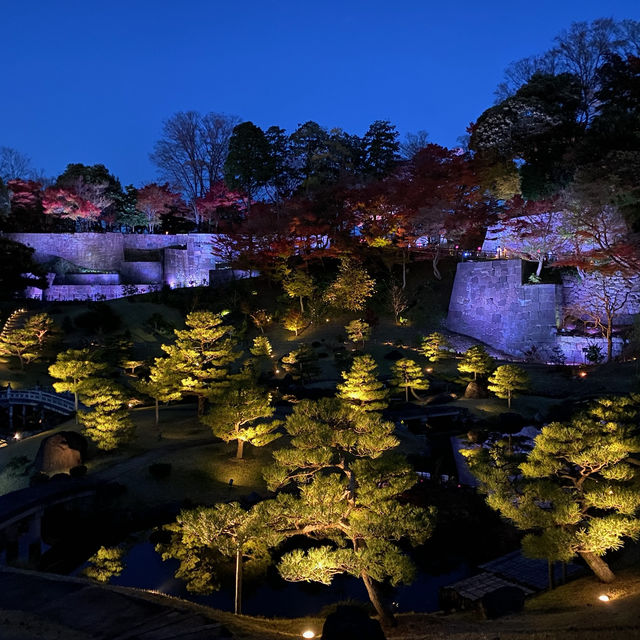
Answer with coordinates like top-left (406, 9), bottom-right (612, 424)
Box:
top-left (425, 367), bottom-right (433, 373)
top-left (302, 632), bottom-right (315, 639)
top-left (598, 594), bottom-right (610, 602)
top-left (275, 369), bottom-right (280, 374)
top-left (579, 371), bottom-right (588, 378)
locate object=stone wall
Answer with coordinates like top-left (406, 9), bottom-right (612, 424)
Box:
top-left (446, 259), bottom-right (625, 364)
top-left (9, 233), bottom-right (125, 271)
top-left (447, 260), bottom-right (561, 355)
top-left (7, 233), bottom-right (222, 299)
top-left (28, 284), bottom-right (162, 302)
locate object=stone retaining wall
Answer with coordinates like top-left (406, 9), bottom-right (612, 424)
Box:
top-left (446, 259), bottom-right (625, 364)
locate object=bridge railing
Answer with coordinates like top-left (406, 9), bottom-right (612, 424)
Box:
top-left (0, 386), bottom-right (75, 414)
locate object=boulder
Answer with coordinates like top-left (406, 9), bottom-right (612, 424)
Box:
top-left (322, 605), bottom-right (386, 640)
top-left (480, 586), bottom-right (525, 619)
top-left (464, 381), bottom-right (487, 399)
top-left (34, 431), bottom-right (87, 474)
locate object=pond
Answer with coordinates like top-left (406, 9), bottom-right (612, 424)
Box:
top-left (74, 540), bottom-right (469, 616)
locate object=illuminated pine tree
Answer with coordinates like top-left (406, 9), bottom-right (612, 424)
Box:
top-left (282, 309), bottom-right (307, 336)
top-left (78, 378), bottom-right (134, 450)
top-left (390, 358), bottom-right (430, 402)
top-left (49, 348), bottom-right (108, 422)
top-left (488, 364), bottom-right (529, 409)
top-left (263, 398), bottom-right (434, 626)
top-left (83, 546), bottom-right (125, 583)
top-left (458, 344), bottom-right (494, 381)
top-left (345, 319), bottom-right (371, 349)
top-left (157, 502), bottom-right (276, 615)
top-left (421, 332), bottom-right (450, 363)
top-left (161, 311), bottom-right (239, 415)
top-left (281, 344), bottom-right (319, 382)
top-left (462, 395), bottom-right (640, 583)
top-left (202, 379), bottom-right (281, 459)
top-left (337, 354), bottom-right (388, 412)
top-left (134, 357), bottom-right (183, 428)
top-left (250, 335), bottom-right (273, 358)
top-left (324, 259), bottom-right (375, 312)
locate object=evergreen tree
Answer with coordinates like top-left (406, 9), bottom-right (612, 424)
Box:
top-left (250, 335), bottom-right (273, 358)
top-left (83, 546), bottom-right (125, 583)
top-left (324, 259), bottom-right (375, 312)
top-left (0, 326), bottom-right (39, 371)
top-left (281, 344), bottom-right (319, 382)
top-left (463, 395), bottom-right (640, 583)
top-left (49, 348), bottom-right (108, 421)
top-left (421, 332), bottom-right (450, 363)
top-left (78, 378), bottom-right (133, 450)
top-left (337, 354), bottom-right (388, 412)
top-left (202, 378), bottom-right (281, 459)
top-left (161, 311), bottom-right (239, 415)
top-left (488, 364), bottom-right (529, 409)
top-left (458, 344), bottom-right (494, 381)
top-left (263, 398), bottom-right (433, 625)
top-left (283, 270), bottom-right (315, 314)
top-left (390, 358), bottom-right (430, 402)
top-left (157, 502), bottom-right (275, 614)
top-left (134, 357), bottom-right (183, 428)
top-left (345, 319), bottom-right (371, 349)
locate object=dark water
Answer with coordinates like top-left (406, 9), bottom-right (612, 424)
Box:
top-left (75, 541), bottom-right (469, 616)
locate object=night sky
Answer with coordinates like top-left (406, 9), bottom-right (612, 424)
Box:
top-left (3, 0), bottom-right (640, 186)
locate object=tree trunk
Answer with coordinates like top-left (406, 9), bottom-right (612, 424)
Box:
top-left (536, 258), bottom-right (544, 277)
top-left (236, 438), bottom-right (244, 460)
top-left (197, 395), bottom-right (206, 416)
top-left (606, 318), bottom-right (613, 363)
top-left (580, 551), bottom-right (616, 583)
top-left (405, 386), bottom-right (409, 403)
top-left (361, 570), bottom-right (395, 627)
top-left (299, 296), bottom-right (304, 314)
top-left (507, 390), bottom-right (511, 409)
top-left (234, 546), bottom-right (243, 615)
top-left (432, 247), bottom-right (442, 281)
top-left (154, 398), bottom-right (159, 427)
top-left (74, 391), bottom-right (79, 425)
top-left (402, 250), bottom-right (407, 289)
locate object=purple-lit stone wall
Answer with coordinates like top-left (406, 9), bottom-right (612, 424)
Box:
top-left (63, 273), bottom-right (121, 285)
top-left (33, 284), bottom-right (162, 301)
top-left (7, 233), bottom-right (221, 298)
top-left (120, 261), bottom-right (163, 284)
top-left (9, 233), bottom-right (125, 270)
top-left (447, 260), bottom-right (560, 355)
top-left (446, 259), bottom-right (625, 364)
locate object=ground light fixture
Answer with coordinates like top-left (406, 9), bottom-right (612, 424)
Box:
top-left (302, 631), bottom-right (315, 639)
top-left (598, 594), bottom-right (611, 602)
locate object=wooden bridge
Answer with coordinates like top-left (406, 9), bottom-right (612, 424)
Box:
top-left (0, 385), bottom-right (75, 429)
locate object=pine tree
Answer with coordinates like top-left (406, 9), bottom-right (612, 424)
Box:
top-left (488, 364), bottom-right (529, 408)
top-left (281, 344), bottom-right (319, 382)
top-left (83, 546), bottom-right (125, 583)
top-left (134, 357), bottom-right (183, 428)
top-left (0, 313), bottom-right (52, 370)
top-left (462, 395), bottom-right (640, 583)
top-left (161, 311), bottom-right (239, 415)
top-left (78, 378), bottom-right (134, 450)
top-left (202, 379), bottom-right (281, 459)
top-left (390, 358), bottom-right (430, 402)
top-left (345, 319), bottom-right (371, 349)
top-left (250, 335), bottom-right (273, 358)
top-left (263, 398), bottom-right (434, 625)
top-left (458, 344), bottom-right (494, 380)
top-left (324, 259), bottom-right (375, 312)
top-left (337, 354), bottom-right (388, 412)
top-left (158, 502), bottom-right (276, 614)
top-left (49, 348), bottom-right (108, 422)
top-left (421, 332), bottom-right (450, 363)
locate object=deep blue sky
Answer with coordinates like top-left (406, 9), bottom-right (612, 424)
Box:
top-left (3, 1), bottom-right (639, 187)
